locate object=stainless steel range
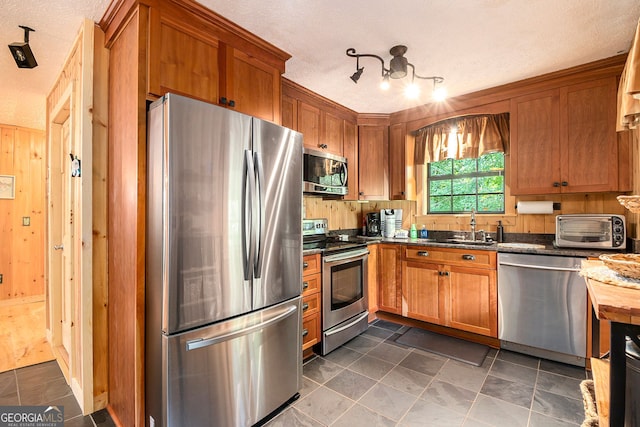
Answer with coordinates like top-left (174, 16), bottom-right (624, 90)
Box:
top-left (303, 219), bottom-right (369, 355)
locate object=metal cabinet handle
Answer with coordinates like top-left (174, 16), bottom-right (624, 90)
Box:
top-left (302, 329), bottom-right (309, 337)
top-left (462, 254), bottom-right (475, 261)
top-left (303, 262), bottom-right (309, 268)
top-left (228, 100), bottom-right (235, 107)
top-left (438, 271), bottom-right (450, 276)
top-left (318, 143), bottom-right (328, 149)
top-left (302, 303), bottom-right (309, 311)
top-left (561, 181), bottom-right (568, 186)
top-left (553, 182), bottom-right (560, 187)
top-left (417, 251), bottom-right (429, 257)
top-left (303, 281), bottom-right (309, 290)
top-left (53, 245), bottom-right (64, 250)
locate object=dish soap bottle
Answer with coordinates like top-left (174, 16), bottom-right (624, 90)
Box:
top-left (410, 224), bottom-right (418, 239)
top-left (420, 225), bottom-right (428, 238)
top-left (497, 220), bottom-right (504, 243)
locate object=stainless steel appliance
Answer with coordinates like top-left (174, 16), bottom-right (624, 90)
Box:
top-left (146, 93), bottom-right (303, 427)
top-left (555, 214), bottom-right (626, 249)
top-left (498, 253), bottom-right (587, 366)
top-left (302, 219), bottom-right (369, 355)
top-left (303, 148), bottom-right (348, 196)
top-left (365, 212), bottom-right (381, 237)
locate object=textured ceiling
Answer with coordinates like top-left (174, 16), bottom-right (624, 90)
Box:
top-left (1, 0), bottom-right (639, 130)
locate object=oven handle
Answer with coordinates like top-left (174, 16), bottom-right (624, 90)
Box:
top-left (323, 248), bottom-right (369, 263)
top-left (324, 311), bottom-right (369, 337)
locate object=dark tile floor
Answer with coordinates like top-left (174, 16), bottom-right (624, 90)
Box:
top-left (267, 320), bottom-right (589, 427)
top-left (0, 360), bottom-right (115, 427)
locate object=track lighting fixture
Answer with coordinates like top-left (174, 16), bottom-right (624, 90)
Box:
top-left (346, 45), bottom-right (445, 100)
top-left (8, 25), bottom-right (37, 69)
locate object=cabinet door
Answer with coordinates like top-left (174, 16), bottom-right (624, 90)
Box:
top-left (281, 94), bottom-right (297, 130)
top-left (299, 101), bottom-right (321, 152)
top-left (321, 111), bottom-right (344, 156)
top-left (358, 125), bottom-right (389, 200)
top-left (367, 244), bottom-right (379, 316)
top-left (148, 13), bottom-right (220, 103)
top-left (378, 245), bottom-right (401, 314)
top-left (447, 266), bottom-right (497, 337)
top-left (402, 261), bottom-right (442, 324)
top-left (560, 77), bottom-right (618, 192)
top-left (389, 123), bottom-right (406, 200)
top-left (343, 120), bottom-right (359, 201)
top-left (510, 90), bottom-right (561, 195)
top-left (230, 49), bottom-right (281, 123)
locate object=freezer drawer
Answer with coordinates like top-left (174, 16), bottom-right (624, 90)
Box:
top-left (148, 297), bottom-right (302, 427)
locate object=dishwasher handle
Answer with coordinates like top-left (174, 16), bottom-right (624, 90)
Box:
top-left (498, 261), bottom-right (581, 272)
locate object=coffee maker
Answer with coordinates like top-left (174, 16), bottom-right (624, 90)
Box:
top-left (365, 212), bottom-right (381, 237)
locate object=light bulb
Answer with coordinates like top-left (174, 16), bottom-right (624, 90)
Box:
top-left (380, 78), bottom-right (390, 90)
top-left (405, 83), bottom-right (420, 98)
top-left (433, 86), bottom-right (447, 101)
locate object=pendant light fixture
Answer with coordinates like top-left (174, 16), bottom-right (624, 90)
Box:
top-left (8, 25), bottom-right (38, 69)
top-left (346, 45), bottom-right (445, 100)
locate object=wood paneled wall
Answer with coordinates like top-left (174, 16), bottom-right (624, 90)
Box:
top-left (0, 124), bottom-right (45, 300)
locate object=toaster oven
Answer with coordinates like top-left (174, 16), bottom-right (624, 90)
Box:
top-left (555, 214), bottom-right (626, 249)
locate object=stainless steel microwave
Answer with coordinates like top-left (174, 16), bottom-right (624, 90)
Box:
top-left (303, 148), bottom-right (348, 196)
top-left (555, 214), bottom-right (626, 249)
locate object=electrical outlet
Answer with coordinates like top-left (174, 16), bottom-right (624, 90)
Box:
top-left (22, 216), bottom-right (30, 226)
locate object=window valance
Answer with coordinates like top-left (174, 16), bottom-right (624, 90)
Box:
top-left (414, 113), bottom-right (510, 164)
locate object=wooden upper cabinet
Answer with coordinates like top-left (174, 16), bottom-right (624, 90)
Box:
top-left (229, 49), bottom-right (281, 122)
top-left (281, 94), bottom-right (297, 130)
top-left (389, 122), bottom-right (407, 200)
top-left (510, 89), bottom-right (561, 195)
top-left (560, 77), bottom-right (618, 193)
top-left (510, 77), bottom-right (620, 195)
top-left (321, 111), bottom-right (344, 157)
top-left (358, 125), bottom-right (389, 200)
top-left (343, 120), bottom-right (359, 201)
top-left (149, 14), bottom-right (221, 104)
top-left (298, 101), bottom-right (321, 150)
top-left (147, 5), bottom-right (286, 122)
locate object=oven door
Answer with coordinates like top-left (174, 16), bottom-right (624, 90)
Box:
top-left (322, 248), bottom-right (368, 331)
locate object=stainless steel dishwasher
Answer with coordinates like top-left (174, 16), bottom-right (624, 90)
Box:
top-left (498, 252), bottom-right (587, 366)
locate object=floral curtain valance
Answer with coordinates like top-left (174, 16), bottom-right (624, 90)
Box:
top-left (414, 113), bottom-right (510, 164)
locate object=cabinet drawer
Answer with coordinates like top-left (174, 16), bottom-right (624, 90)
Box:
top-left (302, 313), bottom-right (320, 350)
top-left (303, 254), bottom-right (321, 276)
top-left (302, 293), bottom-right (321, 317)
top-left (302, 273), bottom-right (321, 296)
top-left (405, 246), bottom-right (496, 269)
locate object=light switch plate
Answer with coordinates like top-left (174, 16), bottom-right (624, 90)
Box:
top-left (22, 216), bottom-right (30, 226)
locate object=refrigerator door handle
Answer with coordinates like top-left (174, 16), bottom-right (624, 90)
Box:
top-left (253, 152), bottom-right (266, 278)
top-left (185, 303), bottom-right (298, 351)
top-left (243, 150), bottom-right (256, 281)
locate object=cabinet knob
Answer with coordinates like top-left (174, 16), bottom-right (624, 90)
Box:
top-left (462, 254), bottom-right (475, 261)
top-left (359, 191), bottom-right (364, 196)
top-left (318, 143), bottom-right (328, 149)
top-left (302, 281), bottom-right (309, 290)
top-left (443, 271), bottom-right (450, 276)
top-left (302, 329), bottom-right (309, 337)
top-left (417, 251), bottom-right (429, 257)
top-left (561, 181), bottom-right (568, 186)
top-left (303, 262), bottom-right (309, 268)
top-left (228, 100), bottom-right (235, 107)
top-left (219, 97), bottom-right (228, 105)
top-left (553, 182), bottom-right (560, 187)
top-left (302, 302), bottom-right (309, 311)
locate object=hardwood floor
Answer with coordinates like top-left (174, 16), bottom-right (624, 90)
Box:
top-left (0, 297), bottom-right (55, 373)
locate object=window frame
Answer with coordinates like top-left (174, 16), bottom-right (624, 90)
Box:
top-left (427, 153), bottom-right (505, 214)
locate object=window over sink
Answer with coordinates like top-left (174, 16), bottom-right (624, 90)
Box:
top-left (427, 152), bottom-right (505, 214)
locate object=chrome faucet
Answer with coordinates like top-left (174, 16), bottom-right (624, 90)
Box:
top-left (470, 209), bottom-right (476, 241)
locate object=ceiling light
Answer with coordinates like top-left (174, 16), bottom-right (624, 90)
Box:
top-left (346, 45), bottom-right (445, 100)
top-left (8, 25), bottom-right (37, 69)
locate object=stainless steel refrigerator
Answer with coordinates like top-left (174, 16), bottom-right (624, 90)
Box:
top-left (145, 93), bottom-right (303, 427)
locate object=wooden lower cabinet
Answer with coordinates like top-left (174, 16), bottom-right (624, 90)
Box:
top-left (302, 254), bottom-right (322, 353)
top-left (401, 246), bottom-right (498, 338)
top-left (367, 244), bottom-right (379, 320)
top-left (378, 245), bottom-right (402, 314)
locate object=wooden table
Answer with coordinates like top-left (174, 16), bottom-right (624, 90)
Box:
top-left (582, 260), bottom-right (640, 427)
